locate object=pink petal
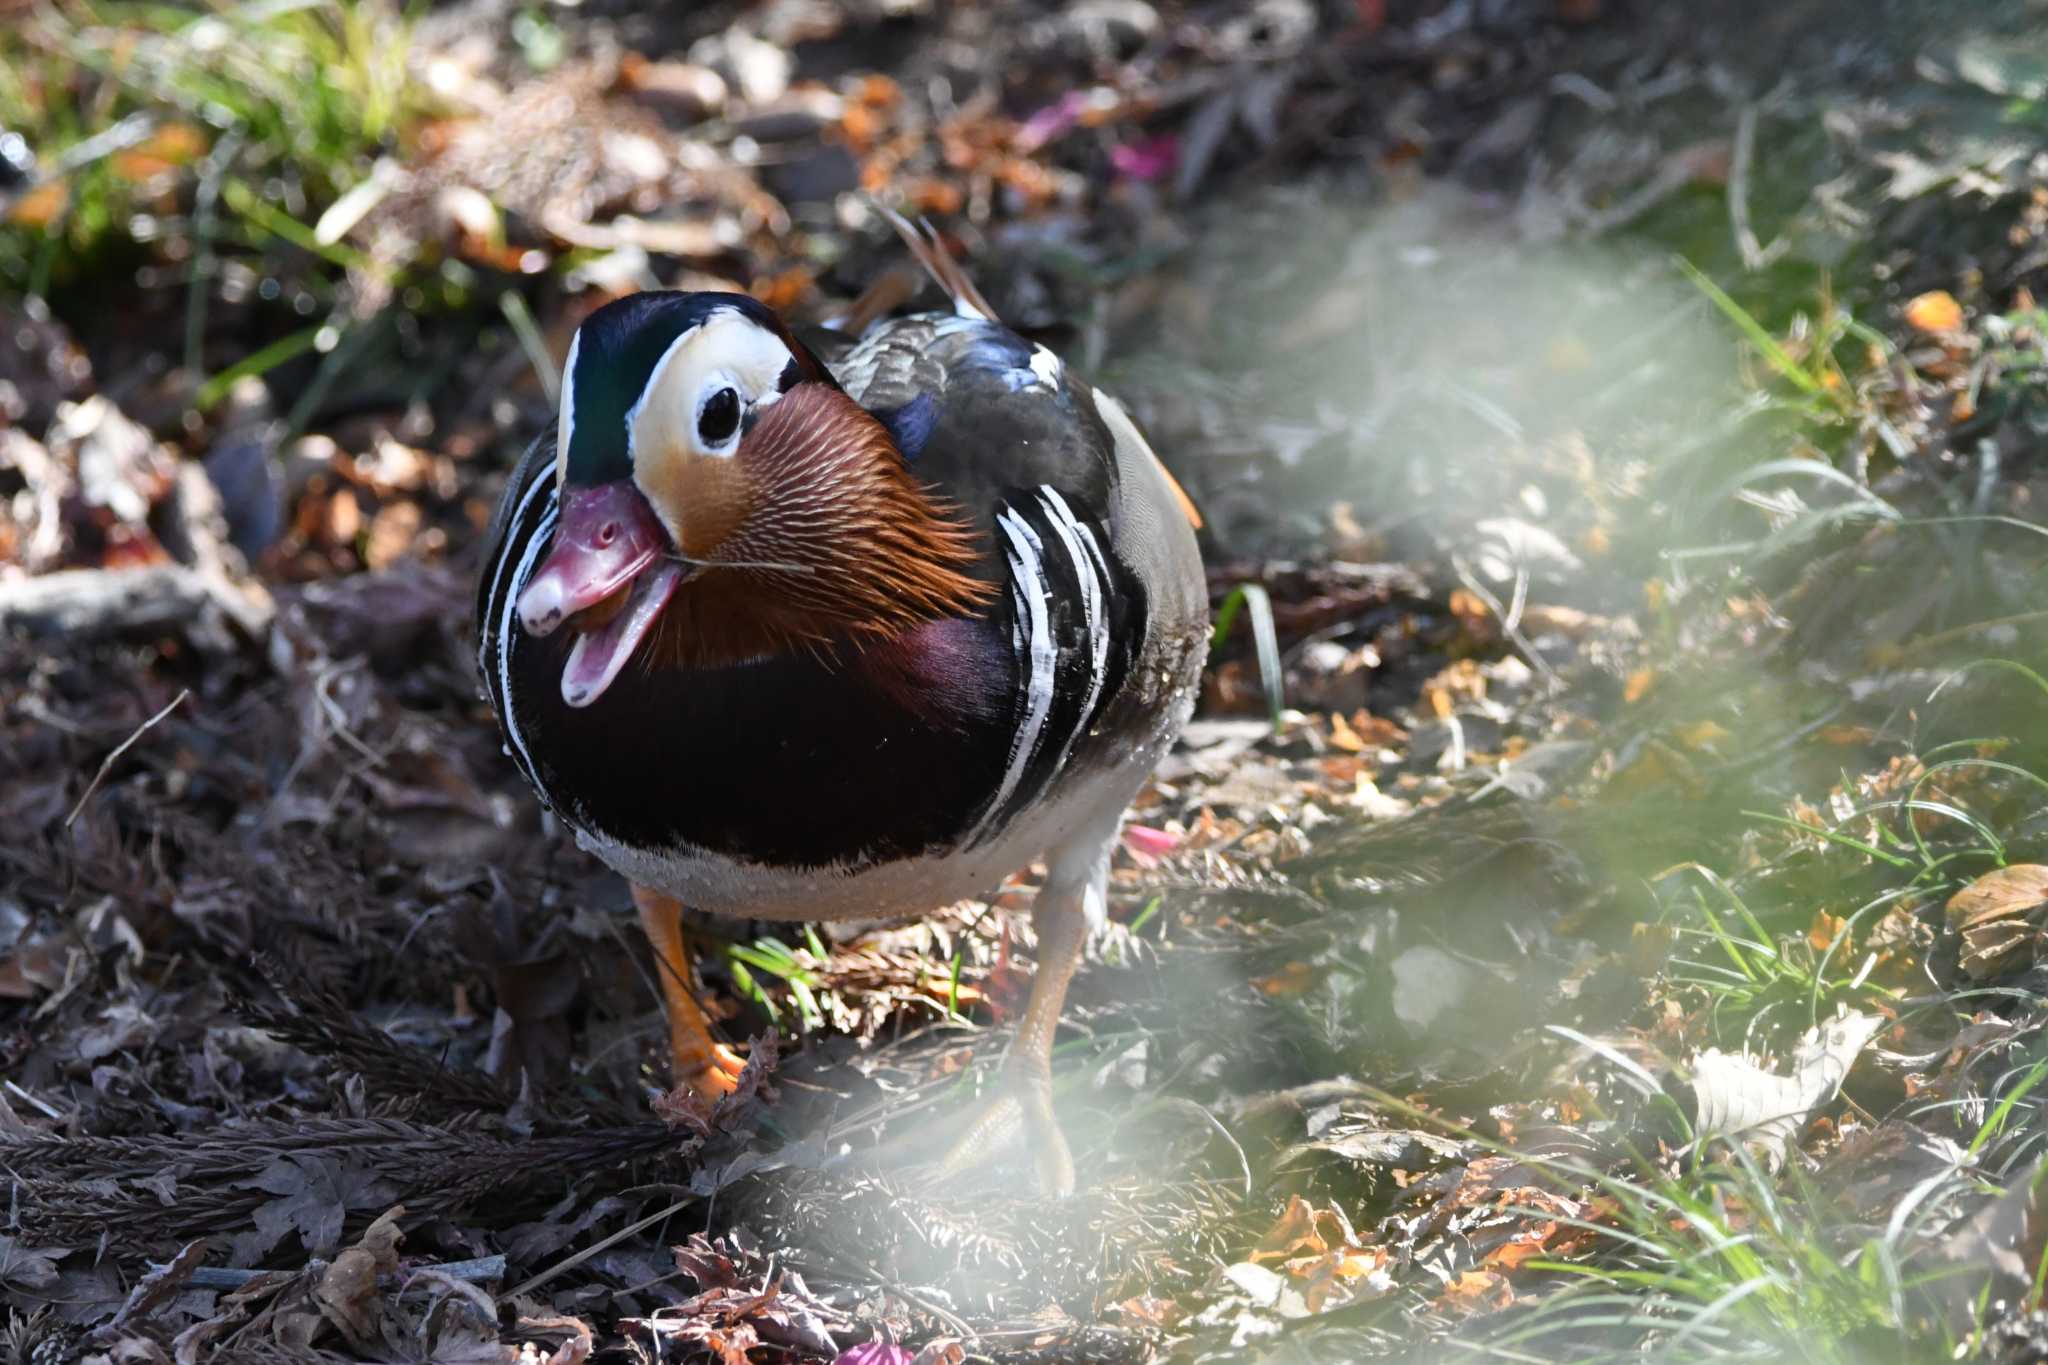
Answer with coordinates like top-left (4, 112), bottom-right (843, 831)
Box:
top-left (1109, 134), bottom-right (1179, 183)
top-left (1016, 92), bottom-right (1090, 152)
top-left (832, 1345), bottom-right (914, 1365)
top-left (1122, 823), bottom-right (1181, 866)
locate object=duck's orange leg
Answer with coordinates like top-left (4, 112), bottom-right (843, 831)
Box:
top-left (932, 838), bottom-right (1109, 1197)
top-left (632, 884), bottom-right (747, 1098)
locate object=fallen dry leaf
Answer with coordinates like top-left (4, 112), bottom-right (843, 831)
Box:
top-left (1520, 603), bottom-right (1604, 637)
top-left (1249, 1195), bottom-right (1347, 1265)
top-left (1807, 908), bottom-right (1848, 953)
top-left (1245, 1196), bottom-right (1392, 1313)
top-left (1352, 711), bottom-right (1408, 746)
top-left (7, 181), bottom-right (67, 227)
top-left (1947, 864), bottom-right (2048, 979)
top-left (1251, 961), bottom-right (1318, 998)
top-left (1448, 588), bottom-right (1494, 635)
top-left (1947, 865), bottom-right (2048, 930)
top-left (1440, 1268), bottom-right (1513, 1313)
top-left (1111, 1295), bottom-right (1182, 1327)
top-left (1482, 1226), bottom-right (1558, 1272)
top-left (314, 1205), bottom-right (406, 1345)
top-left (1673, 720), bottom-right (1730, 752)
top-left (1691, 1008), bottom-right (1882, 1170)
top-left (1818, 724), bottom-right (1879, 746)
top-left (1327, 711), bottom-right (1366, 752)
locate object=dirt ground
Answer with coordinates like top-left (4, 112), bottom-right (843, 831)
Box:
top-left (7, 1), bottom-right (2048, 1362)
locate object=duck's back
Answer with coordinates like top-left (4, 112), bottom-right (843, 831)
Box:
top-left (834, 313), bottom-right (1207, 824)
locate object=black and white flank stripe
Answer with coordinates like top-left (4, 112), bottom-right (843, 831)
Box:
top-left (476, 441), bottom-right (559, 798)
top-left (967, 484), bottom-right (1127, 846)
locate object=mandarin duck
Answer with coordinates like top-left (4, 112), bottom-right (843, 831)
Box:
top-left (475, 217), bottom-right (1206, 1193)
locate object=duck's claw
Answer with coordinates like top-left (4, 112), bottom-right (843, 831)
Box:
top-left (633, 884), bottom-right (746, 1097)
top-left (931, 1055), bottom-right (1075, 1197)
top-left (683, 1039), bottom-right (749, 1099)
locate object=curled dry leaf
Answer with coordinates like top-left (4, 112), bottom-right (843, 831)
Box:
top-left (517, 1314), bottom-right (594, 1365)
top-left (1946, 864), bottom-right (2048, 980)
top-left (313, 1204), bottom-right (405, 1346)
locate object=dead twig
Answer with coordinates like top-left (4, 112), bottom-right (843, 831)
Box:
top-left (163, 1254), bottom-right (506, 1290)
top-left (1448, 556), bottom-right (1562, 692)
top-left (1730, 104), bottom-right (1791, 270)
top-left (501, 1199), bottom-right (691, 1303)
top-left (65, 688), bottom-right (191, 827)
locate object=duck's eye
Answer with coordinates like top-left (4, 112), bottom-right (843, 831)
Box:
top-left (697, 386), bottom-right (740, 448)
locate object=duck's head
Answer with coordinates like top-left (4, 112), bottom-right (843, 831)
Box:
top-left (515, 292), bottom-right (985, 706)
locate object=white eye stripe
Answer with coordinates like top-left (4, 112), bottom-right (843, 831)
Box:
top-left (625, 320), bottom-right (708, 462)
top-left (628, 309), bottom-right (796, 469)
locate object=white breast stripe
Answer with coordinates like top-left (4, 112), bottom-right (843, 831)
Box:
top-left (968, 506), bottom-right (1055, 845)
top-left (478, 459), bottom-right (552, 682)
top-left (494, 469), bottom-right (558, 787)
top-left (1039, 487), bottom-right (1108, 769)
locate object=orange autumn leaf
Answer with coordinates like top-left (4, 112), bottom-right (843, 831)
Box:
top-left (1521, 603), bottom-right (1603, 636)
top-left (1294, 1244), bottom-right (1389, 1312)
top-left (1250, 1194), bottom-right (1350, 1264)
top-left (1111, 1295), bottom-right (1181, 1327)
top-left (749, 266), bottom-right (815, 312)
top-left (1422, 659), bottom-right (1487, 720)
top-left (1817, 724), bottom-right (1878, 745)
top-left (1807, 908), bottom-right (1848, 953)
top-left (1672, 719), bottom-right (1730, 752)
top-left (326, 487), bottom-right (362, 546)
top-left (1482, 1227), bottom-right (1557, 1272)
top-left (1351, 711), bottom-right (1408, 746)
top-left (1324, 1245), bottom-right (1386, 1280)
top-left (915, 976), bottom-right (983, 1006)
top-left (1448, 587), bottom-right (1493, 633)
top-left (8, 181), bottom-right (67, 227)
top-left (1248, 1197), bottom-right (1390, 1311)
top-left (1249, 1196), bottom-right (1324, 1263)
top-left (1441, 1269), bottom-right (1513, 1313)
top-left (1904, 290), bottom-right (1964, 333)
top-left (1327, 711), bottom-right (1366, 752)
top-left (854, 73), bottom-right (902, 108)
top-left (112, 121), bottom-right (209, 180)
top-left (1251, 961), bottom-right (1318, 998)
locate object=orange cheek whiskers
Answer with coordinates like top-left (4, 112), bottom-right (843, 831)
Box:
top-left (632, 382), bottom-right (993, 672)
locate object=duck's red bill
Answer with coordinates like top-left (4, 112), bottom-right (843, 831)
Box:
top-left (559, 559), bottom-right (683, 707)
top-left (516, 481), bottom-right (685, 708)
